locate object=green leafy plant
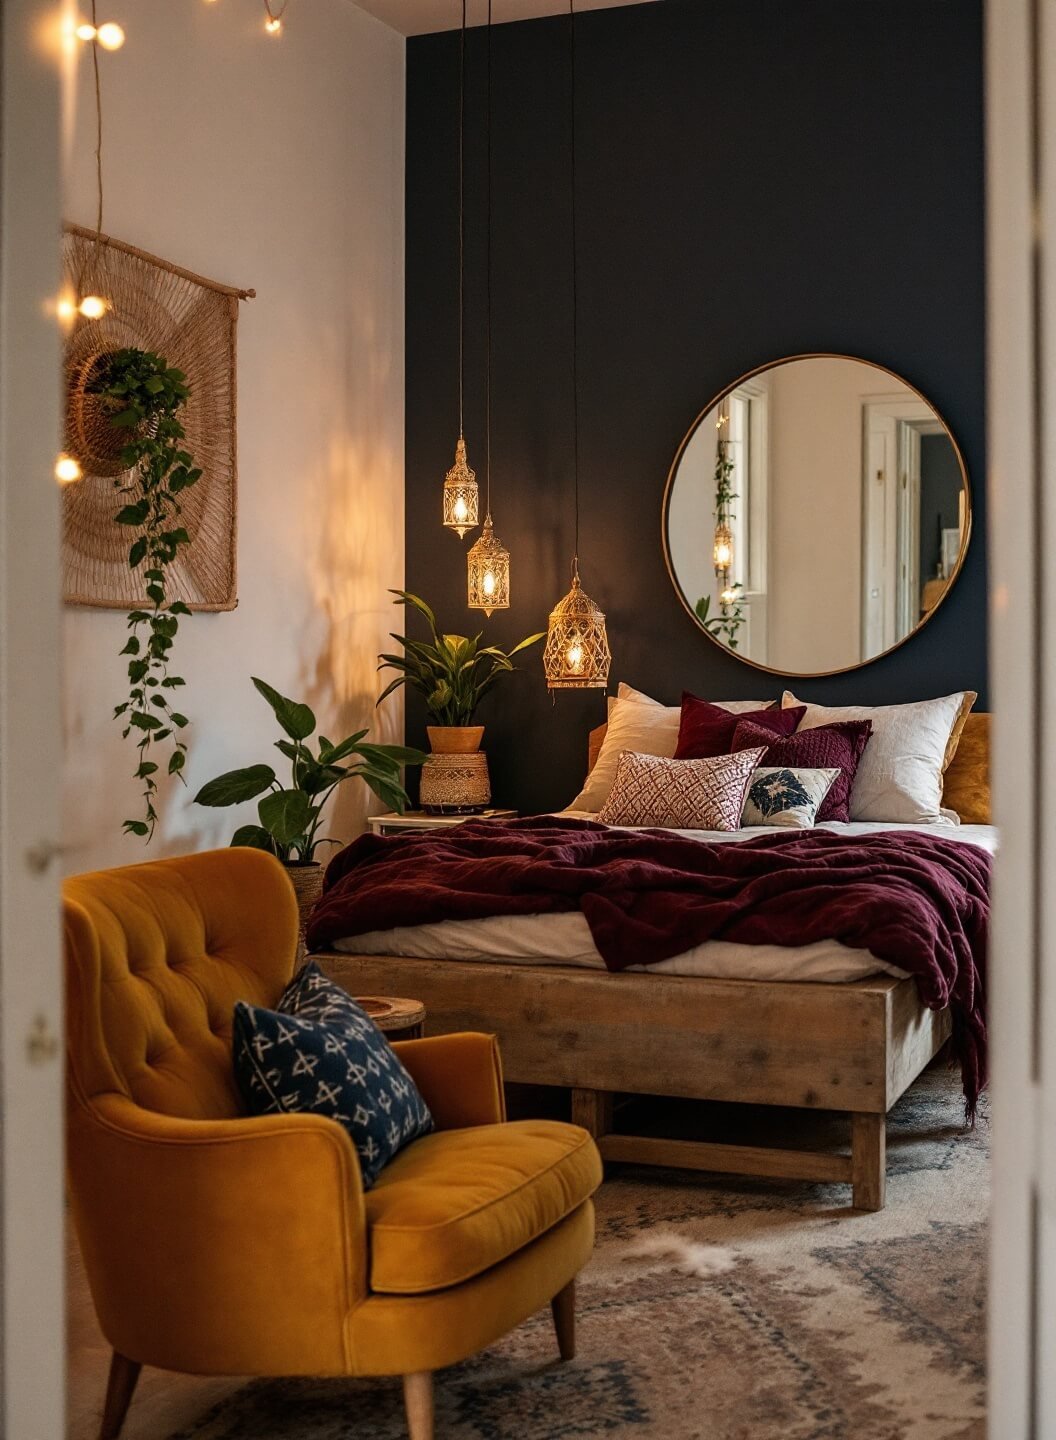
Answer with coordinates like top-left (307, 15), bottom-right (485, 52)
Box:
top-left (696, 584), bottom-right (746, 651)
top-left (378, 590), bottom-right (544, 726)
top-left (194, 678), bottom-right (427, 862)
top-left (92, 348), bottom-right (201, 840)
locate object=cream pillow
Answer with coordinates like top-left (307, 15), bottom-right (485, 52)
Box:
top-left (781, 690), bottom-right (976, 824)
top-left (575, 688), bottom-right (771, 813)
top-left (616, 682), bottom-right (770, 713)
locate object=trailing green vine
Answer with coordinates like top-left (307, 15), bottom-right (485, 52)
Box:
top-left (90, 348), bottom-right (201, 840)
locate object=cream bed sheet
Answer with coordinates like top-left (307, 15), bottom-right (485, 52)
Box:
top-left (329, 819), bottom-right (997, 984)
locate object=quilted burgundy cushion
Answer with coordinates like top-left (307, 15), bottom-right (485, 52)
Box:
top-left (730, 719), bottom-right (873, 823)
top-left (598, 747), bottom-right (767, 831)
top-left (674, 693), bottom-right (804, 760)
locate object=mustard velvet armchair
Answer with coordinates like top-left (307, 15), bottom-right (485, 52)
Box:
top-left (64, 848), bottom-right (601, 1440)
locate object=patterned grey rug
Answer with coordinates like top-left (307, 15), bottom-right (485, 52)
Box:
top-left (169, 1064), bottom-right (986, 1440)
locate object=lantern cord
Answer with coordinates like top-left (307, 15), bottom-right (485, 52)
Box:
top-left (458, 0), bottom-right (466, 437)
top-left (485, 0), bottom-right (493, 516)
top-left (569, 0), bottom-right (579, 564)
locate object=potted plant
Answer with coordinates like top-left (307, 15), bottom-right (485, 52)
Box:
top-left (194, 677), bottom-right (426, 951)
top-left (378, 591), bottom-right (543, 813)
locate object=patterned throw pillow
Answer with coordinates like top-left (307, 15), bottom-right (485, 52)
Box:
top-left (741, 767), bottom-right (840, 829)
top-left (598, 747), bottom-right (766, 831)
top-left (674, 693), bottom-right (803, 760)
top-left (232, 961), bottom-right (433, 1188)
top-left (730, 718), bottom-right (873, 823)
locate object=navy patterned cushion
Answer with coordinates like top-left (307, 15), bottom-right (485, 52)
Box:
top-left (232, 961), bottom-right (433, 1188)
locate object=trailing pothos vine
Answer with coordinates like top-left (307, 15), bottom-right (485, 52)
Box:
top-left (695, 416), bottom-right (746, 650)
top-left (92, 348), bottom-right (201, 840)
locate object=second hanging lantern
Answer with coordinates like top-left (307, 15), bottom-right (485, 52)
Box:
top-left (467, 0), bottom-right (511, 614)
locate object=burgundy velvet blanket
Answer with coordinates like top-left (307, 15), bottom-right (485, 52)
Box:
top-left (309, 817), bottom-right (990, 1118)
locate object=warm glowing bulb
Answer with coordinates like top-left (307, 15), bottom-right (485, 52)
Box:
top-left (75, 21), bottom-right (97, 40)
top-left (55, 453), bottom-right (83, 484)
top-left (95, 21), bottom-right (124, 48)
top-left (78, 294), bottom-right (109, 319)
top-left (264, 15), bottom-right (282, 32)
top-left (482, 570), bottom-right (496, 598)
top-left (720, 586), bottom-right (737, 605)
top-left (714, 540), bottom-right (732, 567)
top-left (453, 496), bottom-right (468, 523)
top-left (56, 296), bottom-right (77, 323)
top-left (567, 642), bottom-right (584, 672)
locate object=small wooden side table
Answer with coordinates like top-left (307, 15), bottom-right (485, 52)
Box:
top-left (357, 995), bottom-right (426, 1040)
top-left (368, 809), bottom-right (517, 837)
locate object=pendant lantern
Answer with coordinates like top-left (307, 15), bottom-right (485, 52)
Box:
top-left (544, 0), bottom-right (610, 689)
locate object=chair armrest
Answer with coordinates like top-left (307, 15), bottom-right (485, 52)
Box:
top-left (68, 1092), bottom-right (367, 1377)
top-left (391, 1032), bottom-right (506, 1130)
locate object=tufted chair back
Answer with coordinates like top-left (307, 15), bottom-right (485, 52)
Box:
top-left (64, 848), bottom-right (299, 1120)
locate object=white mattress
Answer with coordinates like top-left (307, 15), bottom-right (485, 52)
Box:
top-left (331, 818), bottom-right (998, 985)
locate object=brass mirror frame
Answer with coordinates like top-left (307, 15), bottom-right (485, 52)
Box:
top-left (661, 352), bottom-right (973, 680)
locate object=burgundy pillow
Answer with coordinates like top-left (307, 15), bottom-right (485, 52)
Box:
top-left (675, 693), bottom-right (804, 760)
top-left (730, 718), bottom-right (874, 823)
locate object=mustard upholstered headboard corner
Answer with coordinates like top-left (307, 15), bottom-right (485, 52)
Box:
top-left (585, 710), bottom-right (991, 824)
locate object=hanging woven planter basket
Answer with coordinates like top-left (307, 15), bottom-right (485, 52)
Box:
top-left (60, 223), bottom-right (254, 612)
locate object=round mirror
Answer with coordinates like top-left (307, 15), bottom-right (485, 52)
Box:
top-left (662, 354), bottom-right (971, 677)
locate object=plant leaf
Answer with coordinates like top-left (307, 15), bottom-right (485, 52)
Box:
top-left (194, 764), bottom-right (276, 806)
top-left (230, 824), bottom-right (277, 853)
top-left (258, 788), bottom-right (316, 845)
top-left (251, 677), bottom-right (316, 741)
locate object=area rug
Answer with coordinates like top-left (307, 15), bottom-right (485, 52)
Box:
top-left (169, 1063), bottom-right (986, 1440)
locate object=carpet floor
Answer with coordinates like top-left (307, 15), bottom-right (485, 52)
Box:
top-left (162, 1062), bottom-right (986, 1440)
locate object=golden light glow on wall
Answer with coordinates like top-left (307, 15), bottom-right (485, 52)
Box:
top-left (55, 452), bottom-right (83, 484)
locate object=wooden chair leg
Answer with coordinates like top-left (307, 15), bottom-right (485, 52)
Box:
top-left (550, 1277), bottom-right (576, 1361)
top-left (402, 1371), bottom-right (434, 1440)
top-left (99, 1351), bottom-right (141, 1440)
top-left (851, 1112), bottom-right (887, 1211)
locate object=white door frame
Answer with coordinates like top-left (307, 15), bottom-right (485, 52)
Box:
top-left (985, 0), bottom-right (1056, 1434)
top-left (0, 1), bottom-right (67, 1434)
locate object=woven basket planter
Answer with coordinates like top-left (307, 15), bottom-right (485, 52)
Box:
top-left (285, 862), bottom-right (324, 965)
top-left (421, 726), bottom-right (490, 814)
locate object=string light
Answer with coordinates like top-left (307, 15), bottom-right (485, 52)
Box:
top-left (264, 0), bottom-right (287, 34)
top-left (78, 294), bottom-right (109, 319)
top-left (55, 453), bottom-right (83, 484)
top-left (75, 20), bottom-right (125, 48)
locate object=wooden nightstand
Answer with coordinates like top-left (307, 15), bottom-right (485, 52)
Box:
top-left (367, 809), bottom-right (517, 837)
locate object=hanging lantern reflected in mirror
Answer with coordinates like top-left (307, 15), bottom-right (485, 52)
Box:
top-left (713, 522), bottom-right (733, 571)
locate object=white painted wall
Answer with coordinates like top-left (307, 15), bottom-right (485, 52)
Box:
top-left (767, 358), bottom-right (917, 674)
top-left (62, 0), bottom-right (406, 875)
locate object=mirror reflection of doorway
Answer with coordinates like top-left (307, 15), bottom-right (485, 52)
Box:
top-left (860, 397), bottom-right (956, 658)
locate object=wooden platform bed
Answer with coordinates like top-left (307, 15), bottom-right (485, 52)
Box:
top-left (318, 713), bottom-right (990, 1213)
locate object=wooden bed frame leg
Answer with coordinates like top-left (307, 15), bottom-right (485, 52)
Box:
top-left (851, 1112), bottom-right (886, 1211)
top-left (571, 1088), bottom-right (613, 1140)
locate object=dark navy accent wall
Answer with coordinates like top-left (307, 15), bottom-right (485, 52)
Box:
top-left (405, 0), bottom-right (986, 815)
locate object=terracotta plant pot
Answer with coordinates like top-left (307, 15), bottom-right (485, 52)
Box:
top-left (426, 725), bottom-right (484, 755)
top-left (284, 861), bottom-right (324, 965)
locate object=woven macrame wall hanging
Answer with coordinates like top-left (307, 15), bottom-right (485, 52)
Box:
top-left (62, 222), bottom-right (254, 611)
